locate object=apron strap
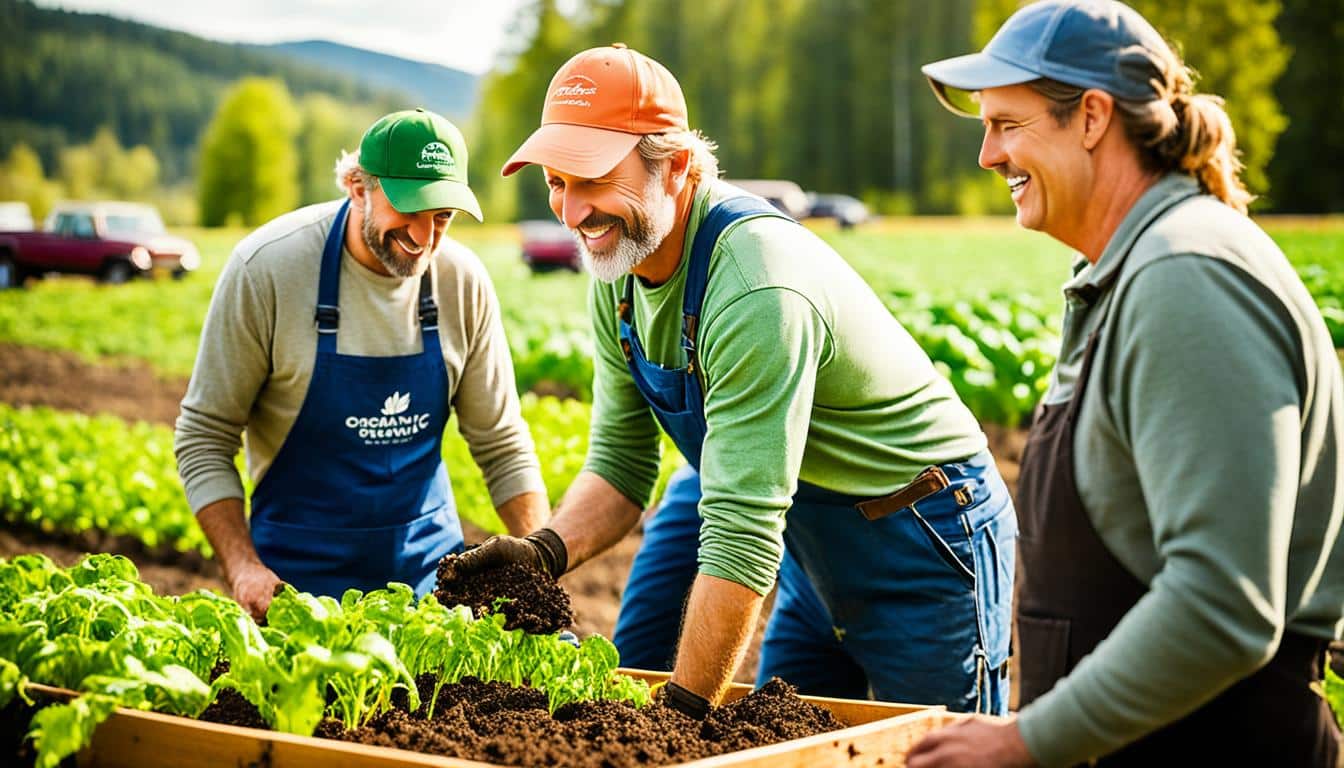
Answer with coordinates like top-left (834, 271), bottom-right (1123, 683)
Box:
top-left (315, 200), bottom-right (351, 354)
top-left (417, 269), bottom-right (438, 331)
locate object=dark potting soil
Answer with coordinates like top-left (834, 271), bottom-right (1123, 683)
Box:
top-left (198, 674), bottom-right (844, 767)
top-left (198, 660), bottom-right (270, 731)
top-left (432, 560), bottom-right (574, 635)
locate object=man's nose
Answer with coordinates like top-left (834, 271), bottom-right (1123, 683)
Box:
top-left (560, 190), bottom-right (593, 231)
top-left (405, 212), bottom-right (435, 245)
top-left (978, 128), bottom-right (1006, 171)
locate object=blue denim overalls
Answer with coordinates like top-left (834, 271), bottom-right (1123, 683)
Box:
top-left (610, 196), bottom-right (1015, 713)
top-left (249, 200), bottom-right (464, 598)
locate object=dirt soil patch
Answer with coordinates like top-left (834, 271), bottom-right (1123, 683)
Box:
top-left (0, 342), bottom-right (187, 425)
top-left (199, 673), bottom-right (842, 767)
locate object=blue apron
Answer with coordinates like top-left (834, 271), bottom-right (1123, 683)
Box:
top-left (250, 200), bottom-right (463, 598)
top-left (611, 196), bottom-right (1015, 713)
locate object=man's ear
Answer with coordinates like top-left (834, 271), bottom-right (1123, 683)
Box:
top-left (665, 148), bottom-right (692, 194)
top-left (1080, 89), bottom-right (1115, 151)
top-left (348, 175), bottom-right (370, 207)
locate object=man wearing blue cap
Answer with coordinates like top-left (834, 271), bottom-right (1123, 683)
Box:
top-left (176, 109), bottom-right (550, 620)
top-left (907, 2), bottom-right (1344, 766)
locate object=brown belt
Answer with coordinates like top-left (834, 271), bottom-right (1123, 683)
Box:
top-left (855, 465), bottom-right (972, 521)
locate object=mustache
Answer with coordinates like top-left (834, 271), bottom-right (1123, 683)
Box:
top-left (576, 212), bottom-right (622, 231)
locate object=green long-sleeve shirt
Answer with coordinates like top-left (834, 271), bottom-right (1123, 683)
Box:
top-left (1018, 174), bottom-right (1344, 766)
top-left (583, 180), bottom-right (986, 595)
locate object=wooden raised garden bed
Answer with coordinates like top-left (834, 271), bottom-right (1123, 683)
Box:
top-left (35, 672), bottom-right (952, 768)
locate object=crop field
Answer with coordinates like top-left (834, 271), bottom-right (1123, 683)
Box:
top-left (2, 215), bottom-right (1343, 766)
top-left (2, 216), bottom-right (1343, 540)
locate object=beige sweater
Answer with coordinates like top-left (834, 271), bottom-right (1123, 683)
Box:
top-left (174, 200), bottom-right (545, 515)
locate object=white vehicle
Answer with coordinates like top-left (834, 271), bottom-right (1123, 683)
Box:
top-left (0, 201), bottom-right (34, 231)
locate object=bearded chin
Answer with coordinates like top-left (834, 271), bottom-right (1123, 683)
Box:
top-left (578, 183), bottom-right (677, 283)
top-left (581, 234), bottom-right (651, 283)
top-left (363, 201), bottom-right (428, 278)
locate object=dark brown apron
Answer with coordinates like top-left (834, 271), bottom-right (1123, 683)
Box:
top-left (1016, 218), bottom-right (1339, 766)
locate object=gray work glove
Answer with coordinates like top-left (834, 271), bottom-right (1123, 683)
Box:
top-left (441, 528), bottom-right (568, 581)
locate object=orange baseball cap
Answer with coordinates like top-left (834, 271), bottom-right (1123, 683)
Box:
top-left (501, 44), bottom-right (688, 178)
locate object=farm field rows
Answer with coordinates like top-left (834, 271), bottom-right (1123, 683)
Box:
top-left (1, 215), bottom-right (1340, 546)
top-left (1, 215), bottom-right (1342, 765)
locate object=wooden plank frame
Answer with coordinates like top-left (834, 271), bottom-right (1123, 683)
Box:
top-left (28, 669), bottom-right (954, 768)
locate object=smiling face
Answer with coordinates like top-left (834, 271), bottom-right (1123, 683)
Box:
top-left (358, 181), bottom-right (456, 278)
top-left (543, 148), bottom-right (678, 283)
top-left (976, 84), bottom-right (1095, 241)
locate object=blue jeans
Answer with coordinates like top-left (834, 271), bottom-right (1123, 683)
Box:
top-left (611, 455), bottom-right (1016, 714)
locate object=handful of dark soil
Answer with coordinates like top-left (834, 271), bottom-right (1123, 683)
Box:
top-left (433, 560), bottom-right (573, 635)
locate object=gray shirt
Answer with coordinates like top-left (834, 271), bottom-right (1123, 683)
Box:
top-left (174, 200), bottom-right (546, 517)
top-left (1019, 174), bottom-right (1344, 766)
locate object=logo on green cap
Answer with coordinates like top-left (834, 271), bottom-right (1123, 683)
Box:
top-left (418, 141), bottom-right (456, 174)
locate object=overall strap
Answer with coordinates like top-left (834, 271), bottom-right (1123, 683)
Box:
top-left (679, 196), bottom-right (793, 372)
top-left (617, 194), bottom-right (792, 365)
top-left (315, 200), bottom-right (351, 354)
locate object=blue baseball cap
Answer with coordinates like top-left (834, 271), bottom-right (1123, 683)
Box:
top-left (922, 0), bottom-right (1170, 117)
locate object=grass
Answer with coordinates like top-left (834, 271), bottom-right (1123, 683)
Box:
top-left (0, 215), bottom-right (1340, 378)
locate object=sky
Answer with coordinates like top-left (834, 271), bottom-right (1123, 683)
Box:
top-left (34, 0), bottom-right (535, 75)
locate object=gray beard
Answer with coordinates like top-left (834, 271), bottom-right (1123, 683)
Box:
top-left (363, 200), bottom-right (430, 278)
top-left (576, 176), bottom-right (676, 283)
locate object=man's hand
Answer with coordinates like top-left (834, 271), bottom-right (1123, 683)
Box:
top-left (229, 561), bottom-right (284, 623)
top-left (906, 716), bottom-right (1036, 768)
top-left (441, 528), bottom-right (568, 581)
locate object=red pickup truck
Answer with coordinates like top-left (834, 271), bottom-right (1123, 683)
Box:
top-left (0, 201), bottom-right (201, 289)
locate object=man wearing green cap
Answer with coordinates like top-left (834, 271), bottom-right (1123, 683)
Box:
top-left (175, 109), bottom-right (549, 620)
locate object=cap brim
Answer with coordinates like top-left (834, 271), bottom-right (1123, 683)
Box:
top-left (501, 123), bottom-right (641, 178)
top-left (921, 52), bottom-right (1042, 117)
top-left (380, 177), bottom-right (483, 222)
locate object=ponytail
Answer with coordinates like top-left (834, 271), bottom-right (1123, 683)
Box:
top-left (1155, 92), bottom-right (1251, 213)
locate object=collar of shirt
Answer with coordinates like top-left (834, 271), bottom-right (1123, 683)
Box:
top-left (1062, 174), bottom-right (1201, 309)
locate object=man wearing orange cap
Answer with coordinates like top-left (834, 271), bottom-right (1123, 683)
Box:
top-left (443, 45), bottom-right (1018, 718)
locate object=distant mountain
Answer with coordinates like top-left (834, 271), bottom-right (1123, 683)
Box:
top-left (0, 0), bottom-right (418, 180)
top-left (260, 41), bottom-right (478, 121)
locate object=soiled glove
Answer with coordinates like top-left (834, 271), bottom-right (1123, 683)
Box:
top-left (442, 528), bottom-right (568, 581)
top-left (662, 681), bottom-right (711, 720)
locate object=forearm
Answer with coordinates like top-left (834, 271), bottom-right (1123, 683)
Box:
top-left (1019, 576), bottom-right (1281, 766)
top-left (670, 573), bottom-right (764, 704)
top-left (547, 471), bottom-right (642, 571)
top-left (495, 490), bottom-right (550, 537)
top-left (196, 497), bottom-right (263, 582)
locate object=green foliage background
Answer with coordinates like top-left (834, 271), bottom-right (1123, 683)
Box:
top-left (197, 79), bottom-right (301, 226)
top-left (471, 0), bottom-right (1328, 219)
top-left (0, 0), bottom-right (1338, 216)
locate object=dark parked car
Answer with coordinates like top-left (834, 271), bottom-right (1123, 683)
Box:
top-left (520, 219), bottom-right (581, 272)
top-left (0, 201), bottom-right (200, 289)
top-left (805, 193), bottom-right (871, 229)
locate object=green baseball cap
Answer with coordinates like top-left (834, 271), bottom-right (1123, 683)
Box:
top-left (358, 108), bottom-right (483, 221)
